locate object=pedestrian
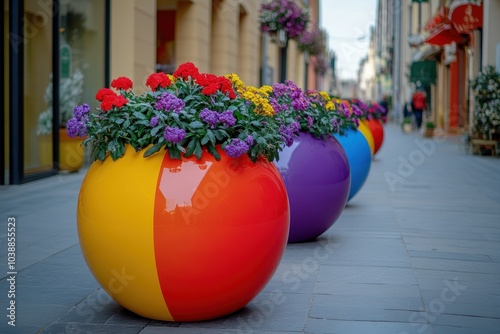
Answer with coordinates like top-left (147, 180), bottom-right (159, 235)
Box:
top-left (411, 88), bottom-right (427, 129)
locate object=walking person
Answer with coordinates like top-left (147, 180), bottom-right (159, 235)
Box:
top-left (411, 88), bottom-right (427, 129)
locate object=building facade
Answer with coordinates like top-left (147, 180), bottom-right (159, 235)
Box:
top-left (390, 0), bottom-right (499, 133)
top-left (3, 0), bottom-right (316, 184)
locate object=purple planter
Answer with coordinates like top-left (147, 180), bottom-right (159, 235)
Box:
top-left (275, 132), bottom-right (350, 243)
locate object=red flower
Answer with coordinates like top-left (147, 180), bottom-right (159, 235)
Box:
top-left (196, 74), bottom-right (236, 99)
top-left (100, 94), bottom-right (128, 112)
top-left (95, 88), bottom-right (116, 101)
top-left (111, 76), bottom-right (133, 90)
top-left (146, 72), bottom-right (172, 91)
top-left (173, 62), bottom-right (200, 80)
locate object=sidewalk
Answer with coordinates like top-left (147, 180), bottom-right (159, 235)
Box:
top-left (1, 124), bottom-right (500, 334)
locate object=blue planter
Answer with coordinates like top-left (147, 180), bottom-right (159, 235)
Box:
top-left (334, 129), bottom-right (371, 201)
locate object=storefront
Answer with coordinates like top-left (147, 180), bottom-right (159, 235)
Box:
top-left (2, 0), bottom-right (109, 184)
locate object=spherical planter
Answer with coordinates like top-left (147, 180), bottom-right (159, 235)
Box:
top-left (77, 146), bottom-right (289, 321)
top-left (334, 129), bottom-right (371, 201)
top-left (274, 132), bottom-right (350, 243)
top-left (364, 119), bottom-right (384, 155)
top-left (358, 121), bottom-right (375, 156)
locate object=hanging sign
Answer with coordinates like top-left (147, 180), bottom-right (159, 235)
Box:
top-left (450, 2), bottom-right (483, 34)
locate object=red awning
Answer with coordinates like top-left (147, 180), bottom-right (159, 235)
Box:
top-left (449, 1), bottom-right (483, 33)
top-left (425, 6), bottom-right (449, 32)
top-left (424, 24), bottom-right (465, 46)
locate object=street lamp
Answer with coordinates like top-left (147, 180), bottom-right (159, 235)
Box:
top-left (278, 29), bottom-right (288, 82)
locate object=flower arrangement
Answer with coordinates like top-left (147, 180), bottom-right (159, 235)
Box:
top-left (350, 98), bottom-right (388, 122)
top-left (258, 0), bottom-right (309, 39)
top-left (37, 68), bottom-right (84, 135)
top-left (471, 65), bottom-right (500, 138)
top-left (67, 62), bottom-right (288, 163)
top-left (268, 80), bottom-right (359, 141)
top-left (297, 29), bottom-right (325, 57)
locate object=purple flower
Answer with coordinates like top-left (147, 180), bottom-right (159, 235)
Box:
top-left (279, 121), bottom-right (299, 147)
top-left (339, 103), bottom-right (351, 118)
top-left (66, 118), bottom-right (87, 138)
top-left (73, 104), bottom-right (90, 121)
top-left (291, 96), bottom-right (309, 111)
top-left (224, 138), bottom-right (249, 158)
top-left (352, 104), bottom-right (363, 117)
top-left (307, 116), bottom-right (314, 128)
top-left (219, 110), bottom-right (236, 127)
top-left (163, 126), bottom-right (186, 144)
top-left (150, 116), bottom-right (159, 127)
top-left (351, 117), bottom-right (360, 127)
top-left (199, 108), bottom-right (219, 128)
top-left (156, 92), bottom-right (185, 113)
top-left (245, 135), bottom-right (254, 146)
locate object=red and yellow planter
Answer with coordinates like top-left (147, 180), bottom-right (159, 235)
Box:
top-left (363, 119), bottom-right (384, 155)
top-left (357, 121), bottom-right (375, 156)
top-left (77, 146), bottom-right (289, 321)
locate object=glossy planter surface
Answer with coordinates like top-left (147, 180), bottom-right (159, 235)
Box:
top-left (78, 146), bottom-right (289, 321)
top-left (364, 119), bottom-right (384, 155)
top-left (274, 133), bottom-right (350, 243)
top-left (334, 129), bottom-right (371, 201)
top-left (358, 121), bottom-right (375, 155)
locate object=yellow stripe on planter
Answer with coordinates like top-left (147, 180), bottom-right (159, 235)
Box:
top-left (358, 121), bottom-right (375, 155)
top-left (77, 146), bottom-right (173, 320)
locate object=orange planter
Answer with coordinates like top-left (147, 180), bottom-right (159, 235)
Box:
top-left (364, 119), bottom-right (384, 155)
top-left (77, 146), bottom-right (289, 321)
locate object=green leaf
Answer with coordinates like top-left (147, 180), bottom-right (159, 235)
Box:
top-left (201, 134), bottom-right (209, 146)
top-left (194, 140), bottom-right (203, 160)
top-left (189, 121), bottom-right (204, 129)
top-left (185, 139), bottom-right (197, 157)
top-left (133, 111), bottom-right (147, 120)
top-left (143, 142), bottom-right (163, 157)
top-left (150, 125), bottom-right (163, 136)
top-left (115, 118), bottom-right (125, 125)
top-left (168, 146), bottom-right (181, 160)
top-left (206, 143), bottom-right (221, 161)
top-left (207, 130), bottom-right (216, 145)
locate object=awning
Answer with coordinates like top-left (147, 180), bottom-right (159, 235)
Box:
top-left (449, 1), bottom-right (483, 33)
top-left (425, 6), bottom-right (449, 32)
top-left (424, 24), bottom-right (465, 46)
top-left (412, 46), bottom-right (441, 62)
top-left (410, 60), bottom-right (436, 85)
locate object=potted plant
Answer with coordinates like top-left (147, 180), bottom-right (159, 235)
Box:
top-left (69, 63), bottom-right (292, 321)
top-left (297, 28), bottom-right (325, 57)
top-left (402, 117), bottom-right (413, 133)
top-left (38, 68), bottom-right (85, 171)
top-left (270, 81), bottom-right (357, 242)
top-left (471, 65), bottom-right (500, 140)
top-left (424, 121), bottom-right (435, 137)
top-left (351, 98), bottom-right (387, 154)
top-left (258, 0), bottom-right (309, 41)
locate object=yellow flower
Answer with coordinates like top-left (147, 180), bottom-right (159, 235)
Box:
top-left (320, 91), bottom-right (330, 101)
top-left (167, 74), bottom-right (176, 83)
top-left (325, 101), bottom-right (335, 111)
top-left (242, 86), bottom-right (275, 116)
top-left (225, 73), bottom-right (245, 93)
top-left (260, 85), bottom-right (273, 97)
